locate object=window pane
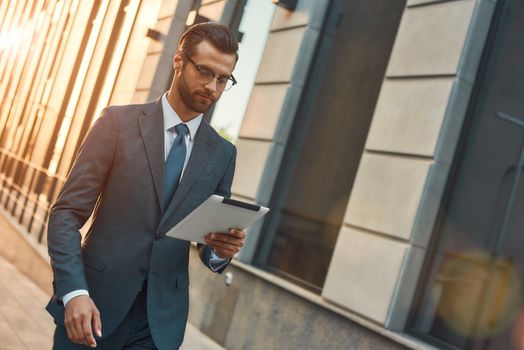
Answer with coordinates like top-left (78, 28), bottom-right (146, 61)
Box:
top-left (210, 0), bottom-right (275, 142)
top-left (262, 0), bottom-right (406, 290)
top-left (409, 1), bottom-right (524, 348)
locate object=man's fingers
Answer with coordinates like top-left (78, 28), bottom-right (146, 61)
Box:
top-left (63, 296), bottom-right (101, 345)
top-left (211, 244), bottom-right (240, 256)
top-left (82, 314), bottom-right (97, 347)
top-left (72, 315), bottom-right (85, 344)
top-left (64, 309), bottom-right (77, 343)
top-left (206, 238), bottom-right (243, 251)
top-left (204, 230), bottom-right (245, 258)
top-left (65, 322), bottom-right (76, 344)
top-left (214, 249), bottom-right (239, 258)
top-left (92, 308), bottom-right (102, 338)
top-left (229, 228), bottom-right (246, 238)
top-left (207, 233), bottom-right (244, 246)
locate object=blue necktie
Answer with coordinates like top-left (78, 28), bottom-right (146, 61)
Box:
top-left (164, 123), bottom-right (189, 210)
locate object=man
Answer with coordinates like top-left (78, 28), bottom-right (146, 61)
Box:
top-left (46, 22), bottom-right (245, 349)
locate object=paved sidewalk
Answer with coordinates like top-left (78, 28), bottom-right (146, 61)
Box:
top-left (0, 256), bottom-right (224, 350)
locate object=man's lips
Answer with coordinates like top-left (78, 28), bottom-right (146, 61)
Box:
top-left (196, 92), bottom-right (214, 102)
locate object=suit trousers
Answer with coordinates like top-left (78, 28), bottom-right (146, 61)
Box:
top-left (53, 282), bottom-right (158, 350)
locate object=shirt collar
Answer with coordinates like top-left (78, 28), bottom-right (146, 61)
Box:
top-left (161, 93), bottom-right (202, 141)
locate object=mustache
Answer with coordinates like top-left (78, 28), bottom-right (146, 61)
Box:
top-left (195, 90), bottom-right (216, 101)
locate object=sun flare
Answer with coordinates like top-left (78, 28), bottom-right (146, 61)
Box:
top-left (0, 27), bottom-right (23, 51)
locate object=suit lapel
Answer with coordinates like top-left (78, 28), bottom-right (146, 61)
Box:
top-left (138, 98), bottom-right (164, 211)
top-left (161, 122), bottom-right (215, 224)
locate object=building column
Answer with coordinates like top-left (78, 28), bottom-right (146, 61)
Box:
top-left (322, 0), bottom-right (497, 330)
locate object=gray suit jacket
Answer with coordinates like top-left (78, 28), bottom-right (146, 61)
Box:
top-left (45, 97), bottom-right (236, 349)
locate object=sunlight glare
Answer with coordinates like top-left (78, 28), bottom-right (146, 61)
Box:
top-left (0, 27), bottom-right (23, 51)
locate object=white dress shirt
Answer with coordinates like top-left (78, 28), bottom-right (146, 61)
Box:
top-left (62, 94), bottom-right (228, 306)
top-left (159, 94), bottom-right (229, 272)
top-left (161, 93), bottom-right (202, 167)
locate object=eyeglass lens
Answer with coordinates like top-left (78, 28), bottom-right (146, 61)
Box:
top-left (196, 68), bottom-right (234, 91)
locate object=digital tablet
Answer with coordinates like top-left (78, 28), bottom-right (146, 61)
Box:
top-left (165, 195), bottom-right (270, 244)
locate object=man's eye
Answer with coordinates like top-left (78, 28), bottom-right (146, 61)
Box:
top-left (217, 77), bottom-right (229, 84)
top-left (200, 68), bottom-right (214, 77)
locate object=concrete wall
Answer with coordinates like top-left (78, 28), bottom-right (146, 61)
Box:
top-left (187, 247), bottom-right (411, 350)
top-left (322, 0), bottom-right (497, 330)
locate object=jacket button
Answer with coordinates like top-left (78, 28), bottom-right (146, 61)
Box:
top-left (139, 267), bottom-right (147, 275)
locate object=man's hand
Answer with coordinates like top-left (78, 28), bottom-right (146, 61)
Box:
top-left (205, 228), bottom-right (245, 258)
top-left (64, 295), bottom-right (102, 348)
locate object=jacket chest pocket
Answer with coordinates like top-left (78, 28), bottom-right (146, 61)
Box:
top-left (82, 248), bottom-right (109, 272)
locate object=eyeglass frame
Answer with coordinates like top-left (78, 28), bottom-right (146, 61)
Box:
top-left (180, 50), bottom-right (237, 91)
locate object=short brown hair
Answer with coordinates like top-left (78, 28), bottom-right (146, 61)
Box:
top-left (178, 22), bottom-right (239, 61)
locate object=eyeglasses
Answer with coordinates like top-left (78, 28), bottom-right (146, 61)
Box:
top-left (181, 51), bottom-right (237, 91)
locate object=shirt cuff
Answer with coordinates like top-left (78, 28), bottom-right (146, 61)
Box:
top-left (209, 249), bottom-right (231, 272)
top-left (62, 289), bottom-right (89, 306)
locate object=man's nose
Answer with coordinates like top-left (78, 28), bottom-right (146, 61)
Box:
top-left (204, 77), bottom-right (219, 93)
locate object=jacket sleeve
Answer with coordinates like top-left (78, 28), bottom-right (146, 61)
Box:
top-left (47, 108), bottom-right (117, 299)
top-left (198, 145), bottom-right (236, 273)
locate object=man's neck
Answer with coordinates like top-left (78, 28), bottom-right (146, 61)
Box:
top-left (166, 90), bottom-right (199, 122)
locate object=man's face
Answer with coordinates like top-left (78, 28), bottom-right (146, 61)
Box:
top-left (174, 40), bottom-right (236, 114)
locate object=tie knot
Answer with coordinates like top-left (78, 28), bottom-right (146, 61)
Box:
top-left (172, 123), bottom-right (189, 137)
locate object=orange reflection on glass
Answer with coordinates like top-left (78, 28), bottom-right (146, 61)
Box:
top-left (512, 308), bottom-right (524, 350)
top-left (436, 250), bottom-right (523, 339)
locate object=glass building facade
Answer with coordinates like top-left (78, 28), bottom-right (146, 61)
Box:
top-left (0, 0), bottom-right (143, 244)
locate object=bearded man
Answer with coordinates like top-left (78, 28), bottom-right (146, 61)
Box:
top-left (46, 22), bottom-right (244, 350)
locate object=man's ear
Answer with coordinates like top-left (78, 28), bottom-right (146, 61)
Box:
top-left (173, 51), bottom-right (183, 71)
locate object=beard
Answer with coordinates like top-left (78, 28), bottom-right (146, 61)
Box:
top-left (176, 72), bottom-right (217, 114)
